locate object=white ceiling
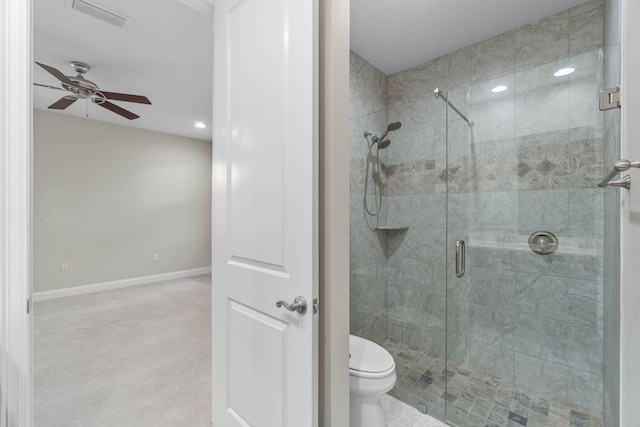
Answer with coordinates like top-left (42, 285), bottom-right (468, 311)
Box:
top-left (34, 0), bottom-right (213, 141)
top-left (35, 0), bottom-right (594, 140)
top-left (351, 0), bottom-right (593, 75)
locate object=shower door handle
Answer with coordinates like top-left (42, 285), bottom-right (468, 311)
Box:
top-left (455, 240), bottom-right (465, 278)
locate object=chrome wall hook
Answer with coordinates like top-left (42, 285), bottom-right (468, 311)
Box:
top-left (604, 175), bottom-right (631, 190)
top-left (598, 159), bottom-right (640, 188)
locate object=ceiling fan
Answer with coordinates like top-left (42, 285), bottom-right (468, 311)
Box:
top-left (34, 61), bottom-right (151, 120)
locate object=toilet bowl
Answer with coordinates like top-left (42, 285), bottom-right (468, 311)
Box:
top-left (349, 335), bottom-right (397, 427)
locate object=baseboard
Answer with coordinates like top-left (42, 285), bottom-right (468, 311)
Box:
top-left (32, 267), bottom-right (212, 302)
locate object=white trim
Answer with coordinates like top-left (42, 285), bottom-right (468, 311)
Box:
top-left (32, 267), bottom-right (212, 301)
top-left (1, 0), bottom-right (33, 425)
top-left (620, 0), bottom-right (640, 423)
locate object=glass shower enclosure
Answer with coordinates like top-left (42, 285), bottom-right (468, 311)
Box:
top-left (441, 49), bottom-right (608, 426)
top-left (349, 0), bottom-right (620, 425)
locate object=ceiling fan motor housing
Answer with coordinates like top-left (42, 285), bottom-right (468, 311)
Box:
top-left (62, 76), bottom-right (101, 100)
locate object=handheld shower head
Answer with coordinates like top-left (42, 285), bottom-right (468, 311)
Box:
top-left (379, 121), bottom-right (402, 140)
top-left (363, 122), bottom-right (401, 217)
top-left (377, 139), bottom-right (391, 149)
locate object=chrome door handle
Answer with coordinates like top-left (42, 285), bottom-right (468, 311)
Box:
top-left (276, 296), bottom-right (307, 314)
top-left (455, 240), bottom-right (465, 278)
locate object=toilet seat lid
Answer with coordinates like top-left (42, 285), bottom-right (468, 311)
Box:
top-left (349, 335), bottom-right (395, 377)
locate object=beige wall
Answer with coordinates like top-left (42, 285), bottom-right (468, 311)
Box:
top-left (319, 0), bottom-right (350, 425)
top-left (33, 110), bottom-right (212, 292)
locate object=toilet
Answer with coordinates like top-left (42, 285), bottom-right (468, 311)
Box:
top-left (349, 335), bottom-right (397, 427)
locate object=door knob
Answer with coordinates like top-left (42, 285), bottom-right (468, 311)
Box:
top-left (276, 296), bottom-right (307, 314)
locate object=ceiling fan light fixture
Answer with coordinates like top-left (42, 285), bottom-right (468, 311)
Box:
top-left (67, 0), bottom-right (130, 29)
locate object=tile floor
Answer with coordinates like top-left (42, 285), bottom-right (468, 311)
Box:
top-left (381, 393), bottom-right (448, 427)
top-left (383, 339), bottom-right (604, 427)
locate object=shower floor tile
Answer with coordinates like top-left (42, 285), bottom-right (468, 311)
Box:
top-left (383, 339), bottom-right (604, 427)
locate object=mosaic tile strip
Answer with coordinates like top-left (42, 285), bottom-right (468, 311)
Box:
top-left (375, 139), bottom-right (603, 197)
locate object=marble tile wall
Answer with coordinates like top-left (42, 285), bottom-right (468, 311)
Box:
top-left (349, 0), bottom-right (610, 417)
top-left (350, 51), bottom-right (387, 121)
top-left (349, 51), bottom-right (389, 345)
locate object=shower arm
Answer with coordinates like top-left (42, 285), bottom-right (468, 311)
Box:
top-left (434, 88), bottom-right (473, 127)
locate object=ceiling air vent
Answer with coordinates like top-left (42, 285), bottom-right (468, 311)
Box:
top-left (67, 0), bottom-right (130, 29)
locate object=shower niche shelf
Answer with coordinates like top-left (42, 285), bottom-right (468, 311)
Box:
top-left (374, 226), bottom-right (409, 258)
top-left (374, 226), bottom-right (409, 232)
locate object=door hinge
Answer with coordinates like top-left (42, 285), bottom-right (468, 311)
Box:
top-left (313, 298), bottom-right (319, 314)
top-left (27, 298), bottom-right (30, 314)
top-left (600, 87), bottom-right (621, 111)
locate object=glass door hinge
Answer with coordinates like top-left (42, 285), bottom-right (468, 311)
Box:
top-left (600, 87), bottom-right (621, 111)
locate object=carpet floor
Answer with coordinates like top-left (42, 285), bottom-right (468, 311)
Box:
top-left (34, 274), bottom-right (212, 427)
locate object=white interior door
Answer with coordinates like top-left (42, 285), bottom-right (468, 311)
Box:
top-left (620, 0), bottom-right (640, 422)
top-left (212, 0), bottom-right (318, 426)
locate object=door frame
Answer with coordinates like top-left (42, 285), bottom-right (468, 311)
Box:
top-left (620, 0), bottom-right (640, 423)
top-left (0, 0), bottom-right (34, 426)
top-left (318, 0), bottom-right (350, 424)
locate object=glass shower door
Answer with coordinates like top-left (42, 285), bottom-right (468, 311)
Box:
top-left (444, 46), bottom-right (608, 426)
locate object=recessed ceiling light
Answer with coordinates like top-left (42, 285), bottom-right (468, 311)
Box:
top-left (554, 67), bottom-right (575, 77)
top-left (491, 85), bottom-right (508, 93)
top-left (194, 121), bottom-right (206, 129)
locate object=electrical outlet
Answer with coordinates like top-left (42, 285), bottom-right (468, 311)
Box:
top-left (153, 253), bottom-right (160, 261)
top-left (61, 262), bottom-right (69, 272)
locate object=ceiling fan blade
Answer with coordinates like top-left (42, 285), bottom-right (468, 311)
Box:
top-left (101, 91), bottom-right (152, 105)
top-left (97, 100), bottom-right (140, 120)
top-left (35, 62), bottom-right (74, 85)
top-left (34, 83), bottom-right (65, 91)
top-left (48, 97), bottom-right (77, 110)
